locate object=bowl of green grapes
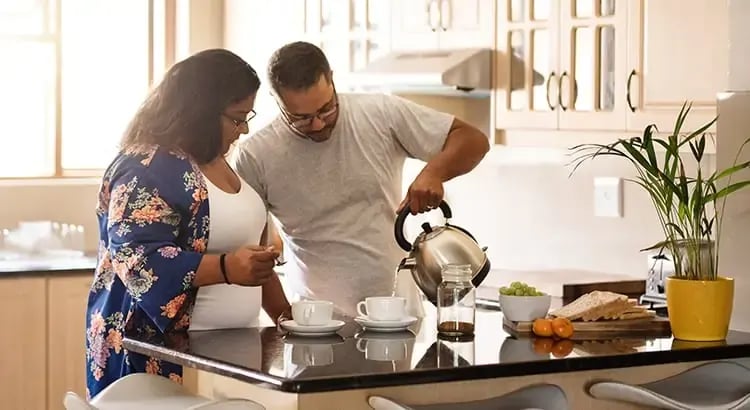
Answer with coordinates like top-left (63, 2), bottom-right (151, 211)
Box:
top-left (498, 281), bottom-right (551, 322)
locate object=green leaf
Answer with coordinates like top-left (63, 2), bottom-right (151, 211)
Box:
top-left (712, 160), bottom-right (750, 181)
top-left (706, 181), bottom-right (750, 202)
top-left (643, 125), bottom-right (659, 168)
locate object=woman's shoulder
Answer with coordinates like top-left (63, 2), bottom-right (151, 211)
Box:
top-left (106, 144), bottom-right (194, 176)
top-left (103, 144), bottom-right (204, 197)
top-left (121, 144), bottom-right (193, 169)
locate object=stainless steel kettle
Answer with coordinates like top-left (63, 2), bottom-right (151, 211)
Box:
top-left (394, 200), bottom-right (491, 305)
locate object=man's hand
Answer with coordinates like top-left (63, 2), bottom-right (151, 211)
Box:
top-left (397, 170), bottom-right (444, 215)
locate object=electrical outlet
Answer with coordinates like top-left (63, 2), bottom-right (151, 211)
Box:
top-left (594, 177), bottom-right (623, 218)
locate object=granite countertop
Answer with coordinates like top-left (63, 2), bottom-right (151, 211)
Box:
top-left (122, 303), bottom-right (750, 393)
top-left (0, 252), bottom-right (97, 275)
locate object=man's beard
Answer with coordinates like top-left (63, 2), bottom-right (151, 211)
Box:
top-left (304, 127), bottom-right (334, 142)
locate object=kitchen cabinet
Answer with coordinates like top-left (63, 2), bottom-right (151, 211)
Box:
top-left (391, 0), bottom-right (495, 51)
top-left (626, 0), bottom-right (727, 133)
top-left (303, 0), bottom-right (392, 87)
top-left (0, 277), bottom-right (47, 410)
top-left (496, 0), bottom-right (629, 131)
top-left (495, 0), bottom-right (727, 135)
top-left (0, 272), bottom-right (92, 410)
top-left (48, 275), bottom-right (93, 410)
top-left (223, 0), bottom-right (391, 128)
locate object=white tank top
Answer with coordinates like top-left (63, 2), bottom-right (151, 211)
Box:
top-left (189, 174), bottom-right (267, 331)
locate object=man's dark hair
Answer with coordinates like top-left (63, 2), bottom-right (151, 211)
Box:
top-left (121, 48), bottom-right (260, 164)
top-left (267, 41), bottom-right (331, 94)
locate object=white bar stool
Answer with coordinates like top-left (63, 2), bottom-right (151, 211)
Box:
top-left (64, 373), bottom-right (265, 410)
top-left (586, 361), bottom-right (750, 410)
top-left (368, 383), bottom-right (569, 410)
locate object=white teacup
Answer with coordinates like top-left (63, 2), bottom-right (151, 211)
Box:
top-left (357, 296), bottom-right (407, 321)
top-left (356, 338), bottom-right (408, 361)
top-left (292, 300), bottom-right (333, 326)
top-left (291, 344), bottom-right (334, 366)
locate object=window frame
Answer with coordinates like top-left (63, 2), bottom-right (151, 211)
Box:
top-left (0, 0), bottom-right (178, 181)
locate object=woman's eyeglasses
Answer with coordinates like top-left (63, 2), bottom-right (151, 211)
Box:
top-left (224, 110), bottom-right (257, 127)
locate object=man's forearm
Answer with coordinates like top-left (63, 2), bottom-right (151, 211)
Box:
top-left (421, 119), bottom-right (489, 181)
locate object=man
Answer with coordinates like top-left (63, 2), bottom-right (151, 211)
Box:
top-left (233, 41), bottom-right (489, 318)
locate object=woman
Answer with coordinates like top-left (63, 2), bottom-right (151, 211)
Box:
top-left (85, 49), bottom-right (292, 399)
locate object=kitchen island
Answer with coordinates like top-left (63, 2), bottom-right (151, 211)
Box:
top-left (123, 303), bottom-right (750, 409)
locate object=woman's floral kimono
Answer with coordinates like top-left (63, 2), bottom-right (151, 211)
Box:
top-left (85, 145), bottom-right (210, 399)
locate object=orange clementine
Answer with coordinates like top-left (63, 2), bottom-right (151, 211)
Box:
top-left (551, 317), bottom-right (574, 339)
top-left (532, 318), bottom-right (553, 337)
top-left (551, 339), bottom-right (574, 358)
top-left (532, 337), bottom-right (554, 354)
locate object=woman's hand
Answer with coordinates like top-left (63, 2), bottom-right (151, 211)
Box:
top-left (225, 245), bottom-right (280, 286)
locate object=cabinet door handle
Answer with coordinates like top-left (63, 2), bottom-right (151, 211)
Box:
top-left (439, 0), bottom-right (450, 31)
top-left (546, 71), bottom-right (557, 111)
top-left (558, 71), bottom-right (569, 111)
top-left (626, 69), bottom-right (637, 112)
top-left (427, 0), bottom-right (440, 31)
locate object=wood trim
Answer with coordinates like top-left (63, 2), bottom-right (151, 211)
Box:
top-left (148, 0), bottom-right (155, 86)
top-left (562, 279), bottom-right (646, 305)
top-left (164, 0), bottom-right (177, 69)
top-left (53, 0), bottom-right (62, 177)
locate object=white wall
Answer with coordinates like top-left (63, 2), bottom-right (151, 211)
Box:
top-left (396, 95), bottom-right (708, 281)
top-left (715, 0), bottom-right (750, 331)
top-left (0, 181), bottom-right (101, 252)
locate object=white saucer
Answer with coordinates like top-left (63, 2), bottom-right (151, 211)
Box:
top-left (280, 320), bottom-right (345, 337)
top-left (354, 316), bottom-right (418, 332)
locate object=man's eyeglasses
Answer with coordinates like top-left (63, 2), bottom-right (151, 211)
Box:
top-left (280, 89), bottom-right (338, 130)
top-left (287, 103), bottom-right (338, 129)
top-left (224, 110), bottom-right (257, 127)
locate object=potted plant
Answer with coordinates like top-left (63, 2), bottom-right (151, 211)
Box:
top-left (568, 102), bottom-right (750, 341)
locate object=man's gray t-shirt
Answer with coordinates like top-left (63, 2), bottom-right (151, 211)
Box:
top-left (233, 93), bottom-right (454, 317)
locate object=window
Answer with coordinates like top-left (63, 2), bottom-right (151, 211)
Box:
top-left (0, 0), bottom-right (168, 178)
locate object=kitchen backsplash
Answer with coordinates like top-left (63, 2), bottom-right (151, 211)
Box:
top-left (0, 182), bottom-right (101, 253)
top-left (418, 150), bottom-right (711, 278)
top-left (0, 146), bottom-right (713, 279)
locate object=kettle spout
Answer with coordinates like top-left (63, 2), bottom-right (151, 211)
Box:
top-left (397, 257), bottom-right (417, 271)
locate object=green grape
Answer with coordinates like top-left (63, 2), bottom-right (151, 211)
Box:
top-left (500, 281), bottom-right (546, 296)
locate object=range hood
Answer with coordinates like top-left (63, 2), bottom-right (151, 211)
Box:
top-left (346, 48), bottom-right (492, 97)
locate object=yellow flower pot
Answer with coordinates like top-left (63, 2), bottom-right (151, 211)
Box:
top-left (666, 276), bottom-right (734, 341)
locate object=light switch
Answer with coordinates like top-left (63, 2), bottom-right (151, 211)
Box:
top-left (594, 177), bottom-right (623, 218)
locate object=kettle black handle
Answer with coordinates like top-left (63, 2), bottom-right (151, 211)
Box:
top-left (394, 200), bottom-right (453, 252)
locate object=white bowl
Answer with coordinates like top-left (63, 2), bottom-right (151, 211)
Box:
top-left (499, 294), bottom-right (552, 322)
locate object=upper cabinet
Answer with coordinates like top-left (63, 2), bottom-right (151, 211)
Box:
top-left (626, 0), bottom-right (728, 133)
top-left (304, 0), bottom-right (392, 87)
top-left (495, 0), bottom-right (728, 134)
top-left (223, 0), bottom-right (728, 138)
top-left (391, 0), bottom-right (495, 51)
top-left (496, 0), bottom-right (629, 131)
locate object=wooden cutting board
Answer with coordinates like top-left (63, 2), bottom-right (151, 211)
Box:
top-left (503, 316), bottom-right (672, 340)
